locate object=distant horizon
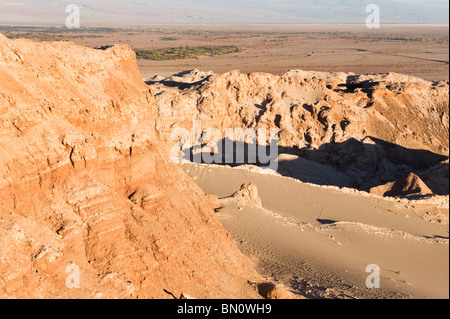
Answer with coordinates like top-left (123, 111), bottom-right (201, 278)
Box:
top-left (1, 0), bottom-right (448, 25)
top-left (1, 23), bottom-right (449, 28)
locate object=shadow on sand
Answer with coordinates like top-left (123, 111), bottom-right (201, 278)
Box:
top-left (180, 136), bottom-right (448, 195)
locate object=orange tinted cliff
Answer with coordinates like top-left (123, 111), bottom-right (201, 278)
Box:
top-left (0, 33), bottom-right (263, 298)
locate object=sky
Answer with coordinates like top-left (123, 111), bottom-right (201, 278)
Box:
top-left (0, 0), bottom-right (449, 25)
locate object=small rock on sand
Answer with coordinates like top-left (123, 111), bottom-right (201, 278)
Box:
top-left (232, 183), bottom-right (263, 207)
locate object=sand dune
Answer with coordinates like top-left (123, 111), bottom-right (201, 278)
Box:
top-left (182, 163), bottom-right (449, 299)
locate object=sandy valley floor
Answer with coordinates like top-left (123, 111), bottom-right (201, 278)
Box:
top-left (182, 163), bottom-right (449, 299)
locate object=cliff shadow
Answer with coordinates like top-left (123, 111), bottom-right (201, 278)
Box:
top-left (180, 136), bottom-right (449, 195)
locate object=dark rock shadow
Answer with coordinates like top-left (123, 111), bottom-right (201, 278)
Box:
top-left (177, 135), bottom-right (448, 196)
top-left (424, 235), bottom-right (450, 240)
top-left (145, 71), bottom-right (212, 90)
top-left (317, 219), bottom-right (338, 225)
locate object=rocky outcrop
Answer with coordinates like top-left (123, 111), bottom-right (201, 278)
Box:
top-left (370, 173), bottom-right (433, 197)
top-left (0, 34), bottom-right (263, 298)
top-left (420, 160), bottom-right (450, 196)
top-left (150, 69), bottom-right (448, 154)
top-left (148, 69), bottom-right (449, 194)
top-left (232, 183), bottom-right (262, 207)
top-left (370, 160), bottom-right (449, 197)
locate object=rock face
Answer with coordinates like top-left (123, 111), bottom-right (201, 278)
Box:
top-left (232, 183), bottom-right (262, 207)
top-left (370, 173), bottom-right (434, 197)
top-left (0, 34), bottom-right (262, 298)
top-left (150, 69), bottom-right (449, 155)
top-left (420, 160), bottom-right (450, 196)
top-left (370, 160), bottom-right (449, 197)
top-left (149, 69), bottom-right (449, 194)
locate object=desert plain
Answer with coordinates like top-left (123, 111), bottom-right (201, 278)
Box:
top-left (2, 24), bottom-right (449, 80)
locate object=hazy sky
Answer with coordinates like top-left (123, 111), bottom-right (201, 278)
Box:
top-left (1, 0), bottom-right (449, 25)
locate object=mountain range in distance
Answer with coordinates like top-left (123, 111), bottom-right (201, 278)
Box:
top-left (0, 0), bottom-right (449, 25)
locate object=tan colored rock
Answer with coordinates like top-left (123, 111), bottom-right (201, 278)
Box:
top-left (151, 69), bottom-right (449, 193)
top-left (370, 173), bottom-right (434, 197)
top-left (0, 33), bottom-right (262, 299)
top-left (152, 69), bottom-right (449, 156)
top-left (420, 160), bottom-right (450, 195)
top-left (370, 160), bottom-right (449, 198)
top-left (233, 183), bottom-right (263, 207)
top-left (252, 282), bottom-right (306, 299)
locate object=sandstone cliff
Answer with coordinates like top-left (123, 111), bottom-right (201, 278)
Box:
top-left (148, 69), bottom-right (449, 194)
top-left (0, 34), bottom-right (263, 298)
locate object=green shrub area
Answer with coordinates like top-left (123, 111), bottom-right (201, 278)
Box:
top-left (134, 45), bottom-right (239, 60)
top-left (3, 32), bottom-right (103, 41)
top-left (0, 26), bottom-right (105, 41)
top-left (160, 36), bottom-right (178, 41)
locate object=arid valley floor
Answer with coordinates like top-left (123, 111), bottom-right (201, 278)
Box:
top-left (2, 24), bottom-right (449, 81)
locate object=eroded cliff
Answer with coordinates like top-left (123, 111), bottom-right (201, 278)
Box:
top-left (0, 34), bottom-right (263, 299)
